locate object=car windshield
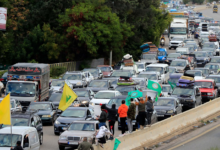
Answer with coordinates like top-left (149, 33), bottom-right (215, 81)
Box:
top-left (68, 123), bottom-right (95, 131)
top-left (62, 74), bottom-right (82, 80)
top-left (169, 68), bottom-right (176, 73)
top-left (6, 82), bottom-right (36, 97)
top-left (168, 78), bottom-right (180, 84)
top-left (83, 69), bottom-right (98, 77)
top-left (28, 103), bottom-right (51, 111)
top-left (115, 86), bottom-right (135, 95)
top-left (138, 74), bottom-right (157, 80)
top-left (162, 86), bottom-right (172, 93)
top-left (168, 54), bottom-right (180, 58)
top-left (195, 52), bottom-right (207, 57)
top-left (48, 93), bottom-right (62, 102)
top-left (97, 67), bottom-right (111, 72)
top-left (61, 109), bottom-right (86, 118)
top-left (195, 69), bottom-right (208, 76)
top-left (2, 72), bottom-right (8, 77)
top-left (185, 70), bottom-right (202, 76)
top-left (146, 67), bottom-right (163, 74)
top-left (142, 54), bottom-right (156, 60)
top-left (137, 64), bottom-right (145, 69)
top-left (94, 92), bottom-right (115, 99)
top-left (195, 82), bottom-right (213, 88)
top-left (172, 87), bottom-right (194, 95)
top-left (0, 134), bottom-right (22, 147)
top-left (155, 99), bottom-right (175, 106)
top-left (206, 77), bottom-right (220, 83)
top-left (107, 98), bottom-right (124, 107)
top-left (210, 58), bottom-right (220, 63)
top-left (111, 71), bottom-right (131, 77)
top-left (170, 27), bottom-right (187, 34)
top-left (109, 79), bottom-right (118, 85)
top-left (88, 81), bottom-right (107, 87)
top-left (52, 80), bottom-right (65, 87)
top-left (2, 118), bottom-right (29, 127)
top-left (205, 64), bottom-right (219, 70)
top-left (203, 44), bottom-right (215, 48)
top-left (74, 90), bottom-right (89, 97)
top-left (158, 52), bottom-right (166, 56)
top-left (170, 61), bottom-right (186, 67)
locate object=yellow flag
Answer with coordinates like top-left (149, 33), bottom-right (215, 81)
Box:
top-left (58, 83), bottom-right (78, 111)
top-left (0, 94), bottom-right (11, 125)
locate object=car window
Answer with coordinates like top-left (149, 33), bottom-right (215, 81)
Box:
top-left (29, 131), bottom-right (38, 145)
top-left (87, 110), bottom-right (91, 116)
top-left (33, 116), bottom-right (38, 125)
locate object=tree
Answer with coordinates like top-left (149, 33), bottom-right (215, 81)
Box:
top-left (59, 1), bottom-right (133, 61)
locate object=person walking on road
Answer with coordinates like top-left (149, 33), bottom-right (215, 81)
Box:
top-left (11, 141), bottom-right (23, 150)
top-left (135, 95), bottom-right (148, 130)
top-left (118, 100), bottom-right (128, 134)
top-left (95, 126), bottom-right (113, 148)
top-left (103, 104), bottom-right (117, 139)
top-left (78, 137), bottom-right (94, 150)
top-left (127, 98), bottom-right (136, 133)
top-left (96, 104), bottom-right (107, 128)
top-left (146, 96), bottom-right (154, 127)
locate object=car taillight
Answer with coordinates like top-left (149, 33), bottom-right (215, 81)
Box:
top-left (0, 78), bottom-right (3, 81)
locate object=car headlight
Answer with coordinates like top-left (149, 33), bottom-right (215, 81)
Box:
top-left (167, 110), bottom-right (174, 113)
top-left (76, 82), bottom-right (82, 85)
top-left (42, 115), bottom-right (51, 118)
top-left (55, 120), bottom-right (60, 124)
top-left (82, 101), bottom-right (88, 104)
top-left (89, 102), bottom-right (94, 106)
top-left (207, 93), bottom-right (212, 95)
top-left (59, 136), bottom-right (67, 140)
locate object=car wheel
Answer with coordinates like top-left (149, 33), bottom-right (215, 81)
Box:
top-left (59, 146), bottom-right (65, 150)
top-left (169, 47), bottom-right (171, 50)
top-left (40, 134), bottom-right (43, 145)
top-left (54, 132), bottom-right (60, 135)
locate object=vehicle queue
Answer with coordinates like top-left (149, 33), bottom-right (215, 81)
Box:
top-left (1, 4), bottom-right (220, 150)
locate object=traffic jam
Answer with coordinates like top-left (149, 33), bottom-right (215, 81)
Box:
top-left (0, 4), bottom-right (220, 150)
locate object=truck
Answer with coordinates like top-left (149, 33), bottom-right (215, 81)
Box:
top-left (6, 63), bottom-right (50, 106)
top-left (169, 18), bottom-right (188, 40)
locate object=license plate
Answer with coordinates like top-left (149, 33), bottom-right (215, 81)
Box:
top-left (68, 142), bottom-right (78, 145)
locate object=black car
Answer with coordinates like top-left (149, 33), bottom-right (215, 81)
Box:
top-left (73, 88), bottom-right (95, 106)
top-left (154, 97), bottom-right (182, 121)
top-left (206, 75), bottom-right (220, 94)
top-left (54, 107), bottom-right (95, 135)
top-left (27, 102), bottom-right (57, 125)
top-left (115, 85), bottom-right (141, 95)
top-left (87, 79), bottom-right (112, 93)
top-left (194, 51), bottom-right (210, 67)
top-left (0, 111), bottom-right (43, 145)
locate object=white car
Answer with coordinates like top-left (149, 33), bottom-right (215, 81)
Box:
top-left (0, 126), bottom-right (40, 150)
top-left (136, 62), bottom-right (147, 73)
top-left (0, 98), bottom-right (22, 112)
top-left (169, 37), bottom-right (185, 50)
top-left (50, 79), bottom-right (73, 92)
top-left (83, 71), bottom-right (94, 83)
top-left (90, 90), bottom-right (122, 105)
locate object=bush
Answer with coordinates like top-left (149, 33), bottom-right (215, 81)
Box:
top-left (0, 70), bottom-right (7, 77)
top-left (79, 61), bottom-right (90, 70)
top-left (50, 66), bottom-right (66, 78)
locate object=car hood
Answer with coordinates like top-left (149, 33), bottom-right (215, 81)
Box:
top-left (196, 57), bottom-right (207, 60)
top-left (102, 72), bottom-right (111, 76)
top-left (52, 102), bottom-right (60, 107)
top-left (35, 110), bottom-right (51, 115)
top-left (87, 87), bottom-right (108, 92)
top-left (57, 116), bottom-right (85, 124)
top-left (194, 76), bottom-right (204, 80)
top-left (141, 59), bottom-right (157, 63)
top-left (167, 58), bottom-right (176, 61)
top-left (51, 86), bottom-right (61, 91)
top-left (170, 40), bottom-right (182, 43)
top-left (174, 66), bottom-right (185, 70)
top-left (199, 88), bottom-right (214, 93)
top-left (0, 148), bottom-right (11, 150)
top-left (76, 97), bottom-right (90, 101)
top-left (61, 130), bottom-right (95, 137)
top-left (171, 94), bottom-right (194, 100)
top-left (154, 106), bottom-right (174, 110)
top-left (68, 80), bottom-right (82, 84)
top-left (90, 98), bottom-right (111, 104)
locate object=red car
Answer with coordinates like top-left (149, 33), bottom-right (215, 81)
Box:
top-left (195, 79), bottom-right (218, 102)
top-left (97, 65), bottom-right (113, 77)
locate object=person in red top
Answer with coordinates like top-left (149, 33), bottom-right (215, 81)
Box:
top-left (118, 100), bottom-right (128, 134)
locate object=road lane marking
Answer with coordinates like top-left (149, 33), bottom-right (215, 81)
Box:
top-left (168, 123), bottom-right (220, 150)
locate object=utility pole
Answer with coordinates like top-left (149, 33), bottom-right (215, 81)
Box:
top-left (110, 1), bottom-right (114, 67)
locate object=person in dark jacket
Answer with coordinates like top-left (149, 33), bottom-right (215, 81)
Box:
top-left (78, 137), bottom-right (94, 150)
top-left (96, 104), bottom-right (107, 128)
top-left (103, 104), bottom-right (117, 138)
top-left (11, 141), bottom-right (23, 150)
top-left (127, 98), bottom-right (136, 133)
top-left (146, 96), bottom-right (154, 126)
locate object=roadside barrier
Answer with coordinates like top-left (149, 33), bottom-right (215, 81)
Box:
top-left (93, 98), bottom-right (220, 150)
top-left (50, 62), bottom-right (76, 71)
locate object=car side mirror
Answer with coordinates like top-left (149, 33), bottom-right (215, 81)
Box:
top-left (23, 143), bottom-right (29, 148)
top-left (214, 86), bottom-right (218, 89)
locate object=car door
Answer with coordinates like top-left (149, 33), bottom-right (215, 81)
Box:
top-left (195, 88), bottom-right (201, 105)
top-left (82, 74), bottom-right (87, 86)
top-left (86, 110), bottom-right (92, 120)
top-left (213, 81), bottom-right (218, 97)
top-left (29, 131), bottom-right (40, 150)
top-left (51, 103), bottom-right (57, 121)
top-left (175, 100), bottom-right (181, 114)
top-left (23, 133), bottom-right (31, 150)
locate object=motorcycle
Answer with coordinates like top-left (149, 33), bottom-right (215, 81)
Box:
top-left (160, 38), bottom-right (165, 47)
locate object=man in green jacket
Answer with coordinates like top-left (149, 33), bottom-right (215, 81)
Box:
top-left (78, 137), bottom-right (94, 150)
top-left (127, 98), bottom-right (136, 133)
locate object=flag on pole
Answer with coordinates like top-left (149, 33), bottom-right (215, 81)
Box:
top-left (147, 80), bottom-right (162, 101)
top-left (125, 90), bottom-right (143, 106)
top-left (113, 138), bottom-right (121, 150)
top-left (168, 81), bottom-right (176, 90)
top-left (0, 94), bottom-right (11, 125)
top-left (58, 83), bottom-right (78, 111)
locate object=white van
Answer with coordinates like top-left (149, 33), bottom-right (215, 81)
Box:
top-left (0, 127), bottom-right (40, 150)
top-left (146, 64), bottom-right (169, 84)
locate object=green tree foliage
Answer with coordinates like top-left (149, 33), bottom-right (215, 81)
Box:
top-left (183, 0), bottom-right (190, 4)
top-left (192, 0), bottom-right (204, 4)
top-left (59, 1), bottom-right (133, 61)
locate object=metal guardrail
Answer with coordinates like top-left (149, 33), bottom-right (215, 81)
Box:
top-left (50, 62), bottom-right (76, 71)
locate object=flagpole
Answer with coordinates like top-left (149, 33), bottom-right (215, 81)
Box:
top-left (9, 93), bottom-right (12, 148)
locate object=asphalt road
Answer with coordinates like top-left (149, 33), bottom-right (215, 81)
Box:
top-left (41, 7), bottom-right (220, 150)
